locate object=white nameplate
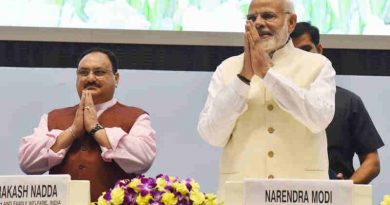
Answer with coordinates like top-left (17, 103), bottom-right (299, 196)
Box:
top-left (244, 179), bottom-right (353, 205)
top-left (0, 175), bottom-right (70, 205)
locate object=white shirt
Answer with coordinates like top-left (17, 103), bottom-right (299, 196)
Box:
top-left (197, 54), bottom-right (336, 147)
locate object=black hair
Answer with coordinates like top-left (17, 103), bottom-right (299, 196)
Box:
top-left (77, 47), bottom-right (118, 73)
top-left (290, 22), bottom-right (320, 46)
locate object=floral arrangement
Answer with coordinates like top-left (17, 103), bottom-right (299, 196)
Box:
top-left (381, 195), bottom-right (390, 205)
top-left (90, 174), bottom-right (223, 205)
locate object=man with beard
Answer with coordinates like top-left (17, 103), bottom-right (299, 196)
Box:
top-left (291, 22), bottom-right (384, 184)
top-left (19, 48), bottom-right (156, 202)
top-left (197, 0), bottom-right (336, 200)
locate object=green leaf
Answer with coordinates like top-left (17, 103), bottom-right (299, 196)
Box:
top-left (70, 0), bottom-right (89, 22)
top-left (127, 0), bottom-right (145, 14)
top-left (143, 0), bottom-right (152, 27)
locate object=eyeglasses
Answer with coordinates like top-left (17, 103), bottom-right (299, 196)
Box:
top-left (246, 11), bottom-right (291, 23)
top-left (76, 69), bottom-right (113, 77)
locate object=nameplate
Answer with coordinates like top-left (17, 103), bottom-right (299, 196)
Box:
top-left (244, 179), bottom-right (353, 205)
top-left (0, 175), bottom-right (70, 205)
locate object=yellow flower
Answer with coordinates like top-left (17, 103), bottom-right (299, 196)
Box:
top-left (156, 177), bottom-right (168, 191)
top-left (172, 182), bottom-right (189, 195)
top-left (97, 194), bottom-right (110, 205)
top-left (205, 193), bottom-right (216, 201)
top-left (136, 194), bottom-right (153, 205)
top-left (110, 187), bottom-right (124, 205)
top-left (204, 193), bottom-right (223, 205)
top-left (169, 176), bottom-right (177, 182)
top-left (190, 190), bottom-right (205, 205)
top-left (161, 192), bottom-right (178, 205)
top-left (190, 180), bottom-right (200, 192)
top-left (381, 195), bottom-right (390, 205)
top-left (128, 178), bottom-right (141, 192)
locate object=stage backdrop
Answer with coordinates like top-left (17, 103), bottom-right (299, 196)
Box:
top-left (0, 67), bottom-right (388, 204)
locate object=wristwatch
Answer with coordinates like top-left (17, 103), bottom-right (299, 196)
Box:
top-left (89, 124), bottom-right (104, 137)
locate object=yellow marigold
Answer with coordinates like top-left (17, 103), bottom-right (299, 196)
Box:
top-left (381, 195), bottom-right (390, 205)
top-left (110, 187), bottom-right (124, 205)
top-left (97, 194), bottom-right (110, 205)
top-left (128, 178), bottom-right (141, 192)
top-left (190, 180), bottom-right (200, 192)
top-left (136, 194), bottom-right (153, 205)
top-left (173, 182), bottom-right (189, 195)
top-left (190, 190), bottom-right (205, 205)
top-left (161, 192), bottom-right (178, 205)
top-left (156, 177), bottom-right (168, 192)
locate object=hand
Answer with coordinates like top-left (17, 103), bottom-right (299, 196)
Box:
top-left (70, 91), bottom-right (85, 139)
top-left (246, 20), bottom-right (271, 78)
top-left (240, 29), bottom-right (254, 80)
top-left (83, 91), bottom-right (99, 133)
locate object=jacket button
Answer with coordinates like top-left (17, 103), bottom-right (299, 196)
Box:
top-left (79, 164), bottom-right (85, 170)
top-left (268, 151), bottom-right (274, 158)
top-left (268, 175), bottom-right (274, 179)
top-left (267, 104), bottom-right (274, 111)
top-left (268, 127), bottom-right (275, 134)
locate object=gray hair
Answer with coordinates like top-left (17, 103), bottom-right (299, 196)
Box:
top-left (249, 0), bottom-right (295, 13)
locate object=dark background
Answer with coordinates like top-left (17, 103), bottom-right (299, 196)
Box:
top-left (1, 40), bottom-right (389, 76)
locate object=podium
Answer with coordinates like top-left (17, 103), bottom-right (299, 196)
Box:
top-left (224, 179), bottom-right (372, 205)
top-left (0, 175), bottom-right (90, 205)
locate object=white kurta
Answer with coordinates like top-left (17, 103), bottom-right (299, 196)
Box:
top-left (197, 40), bottom-right (336, 200)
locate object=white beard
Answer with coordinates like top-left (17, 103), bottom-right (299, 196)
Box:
top-left (259, 20), bottom-right (290, 54)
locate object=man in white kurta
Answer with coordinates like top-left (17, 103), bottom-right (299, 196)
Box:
top-left (197, 0), bottom-right (336, 201)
